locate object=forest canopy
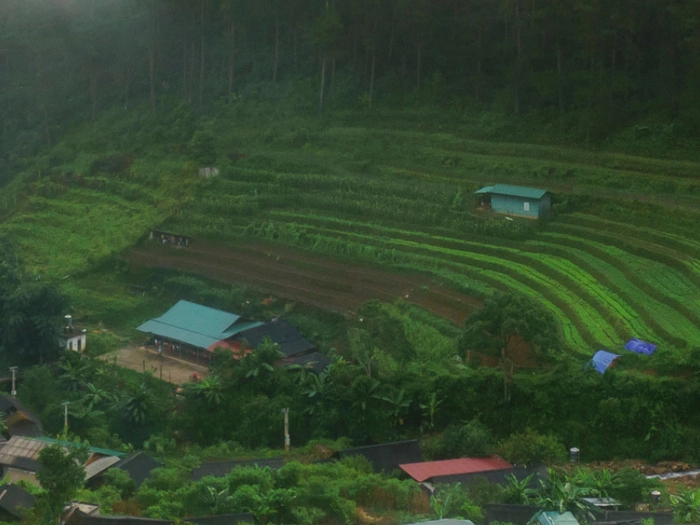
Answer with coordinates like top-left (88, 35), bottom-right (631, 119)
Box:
top-left (2, 0), bottom-right (700, 185)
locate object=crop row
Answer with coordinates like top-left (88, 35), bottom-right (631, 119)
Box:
top-left (546, 222), bottom-right (700, 282)
top-left (528, 254), bottom-right (650, 340)
top-left (225, 166), bottom-right (458, 204)
top-left (243, 219), bottom-right (620, 349)
top-left (537, 234), bottom-right (700, 347)
top-left (198, 208), bottom-right (696, 348)
top-left (264, 211), bottom-right (674, 344)
top-left (526, 239), bottom-right (700, 348)
top-left (374, 239), bottom-right (605, 349)
top-left (317, 129), bottom-right (699, 198)
top-left (322, 126), bottom-right (700, 180)
top-left (343, 231), bottom-right (637, 344)
top-left (179, 210), bottom-right (694, 349)
top-left (192, 183), bottom-right (463, 231)
top-left (557, 213), bottom-right (700, 261)
top-left (262, 211), bottom-right (700, 347)
top-left (538, 231), bottom-right (700, 302)
top-left (179, 172), bottom-right (699, 350)
top-left (267, 210), bottom-right (697, 312)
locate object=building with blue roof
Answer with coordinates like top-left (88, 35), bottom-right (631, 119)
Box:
top-left (137, 300), bottom-right (263, 363)
top-left (475, 184), bottom-right (552, 219)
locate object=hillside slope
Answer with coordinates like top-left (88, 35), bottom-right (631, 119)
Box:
top-left (1, 113), bottom-right (698, 353)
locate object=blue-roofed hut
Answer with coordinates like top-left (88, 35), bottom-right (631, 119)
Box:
top-left (475, 184), bottom-right (552, 219)
top-left (587, 350), bottom-right (621, 374)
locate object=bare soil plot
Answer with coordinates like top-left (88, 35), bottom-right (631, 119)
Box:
top-left (125, 240), bottom-right (481, 326)
top-left (101, 345), bottom-right (209, 385)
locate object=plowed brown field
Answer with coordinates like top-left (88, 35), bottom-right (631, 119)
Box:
top-left (125, 240), bottom-right (480, 325)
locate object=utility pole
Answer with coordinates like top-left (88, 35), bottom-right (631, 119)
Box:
top-left (62, 401), bottom-right (71, 436)
top-left (282, 408), bottom-right (290, 452)
top-left (9, 366), bottom-right (17, 397)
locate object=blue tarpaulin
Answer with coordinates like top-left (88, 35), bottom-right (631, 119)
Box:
top-left (590, 350), bottom-right (621, 374)
top-left (624, 338), bottom-right (657, 355)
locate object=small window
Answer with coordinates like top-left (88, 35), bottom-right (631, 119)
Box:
top-left (523, 202), bottom-right (530, 211)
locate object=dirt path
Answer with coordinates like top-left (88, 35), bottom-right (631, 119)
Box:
top-left (125, 240), bottom-right (480, 325)
top-left (101, 345), bottom-right (210, 385)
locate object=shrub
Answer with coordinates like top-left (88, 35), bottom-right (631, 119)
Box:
top-left (430, 482), bottom-right (483, 521)
top-left (611, 467), bottom-right (662, 508)
top-left (437, 419), bottom-right (496, 459)
top-left (496, 428), bottom-right (567, 466)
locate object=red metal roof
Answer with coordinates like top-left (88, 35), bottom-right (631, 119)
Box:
top-left (399, 455), bottom-right (512, 482)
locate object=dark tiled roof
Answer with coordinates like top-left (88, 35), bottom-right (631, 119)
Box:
top-left (486, 504), bottom-right (542, 525)
top-left (0, 396), bottom-right (43, 438)
top-left (338, 440), bottom-right (423, 473)
top-left (235, 319), bottom-right (316, 357)
top-left (191, 458), bottom-right (285, 481)
top-left (0, 397), bottom-right (17, 413)
top-left (0, 484), bottom-right (36, 518)
top-left (12, 457), bottom-right (41, 471)
top-left (65, 509), bottom-right (170, 525)
top-left (189, 513), bottom-right (255, 525)
top-left (112, 452), bottom-right (161, 486)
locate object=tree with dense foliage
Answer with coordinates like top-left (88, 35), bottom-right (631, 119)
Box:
top-left (436, 418), bottom-right (496, 459)
top-left (0, 235), bottom-right (68, 365)
top-left (459, 292), bottom-right (562, 360)
top-left (36, 441), bottom-right (91, 522)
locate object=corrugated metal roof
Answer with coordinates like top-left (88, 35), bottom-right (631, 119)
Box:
top-left (136, 300), bottom-right (263, 350)
top-left (84, 455), bottom-right (121, 480)
top-left (0, 436), bottom-right (125, 476)
top-left (403, 520), bottom-right (475, 525)
top-left (138, 320), bottom-right (221, 349)
top-left (150, 300), bottom-right (241, 335)
top-left (475, 184), bottom-right (548, 199)
top-left (34, 436), bottom-right (125, 457)
top-left (531, 511), bottom-right (580, 525)
top-left (0, 436), bottom-right (47, 468)
top-left (400, 455), bottom-right (512, 482)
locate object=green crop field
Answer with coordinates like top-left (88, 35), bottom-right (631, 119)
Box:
top-left (1, 111), bottom-right (699, 356)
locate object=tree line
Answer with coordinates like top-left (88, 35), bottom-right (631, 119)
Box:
top-left (2, 0), bottom-right (700, 183)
